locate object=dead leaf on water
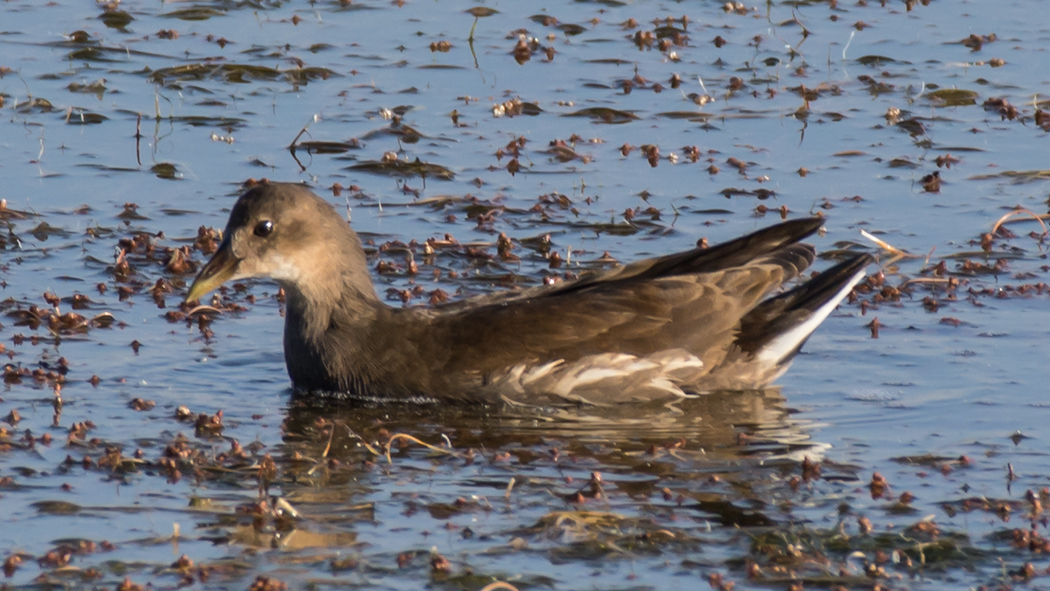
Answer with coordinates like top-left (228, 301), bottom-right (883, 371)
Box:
top-left (16, 98), bottom-right (55, 114)
top-left (348, 158), bottom-right (455, 180)
top-left (99, 10), bottom-right (133, 31)
top-left (30, 222), bottom-right (72, 241)
top-left (65, 111), bottom-right (107, 124)
top-left (173, 115), bottom-right (248, 129)
top-left (968, 170), bottom-right (1050, 183)
top-left (91, 312), bottom-right (116, 328)
top-left (856, 55), bottom-right (905, 66)
top-left (32, 500), bottom-right (82, 515)
top-left (293, 140), bottom-right (361, 154)
top-left (161, 7), bottom-right (227, 20)
top-left (466, 7), bottom-right (498, 17)
top-left (149, 63), bottom-right (331, 86)
top-left (151, 163), bottom-right (179, 180)
top-left (655, 111), bottom-right (714, 121)
top-left (926, 88), bottom-right (979, 106)
top-left (563, 107), bottom-right (640, 123)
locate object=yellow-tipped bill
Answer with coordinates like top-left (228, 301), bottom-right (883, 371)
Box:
top-left (185, 242), bottom-right (238, 303)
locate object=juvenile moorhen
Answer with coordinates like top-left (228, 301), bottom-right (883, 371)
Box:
top-left (186, 180), bottom-right (872, 404)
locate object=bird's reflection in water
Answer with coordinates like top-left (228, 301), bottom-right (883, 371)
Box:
top-left (226, 389), bottom-right (831, 552)
top-left (282, 387), bottom-right (825, 468)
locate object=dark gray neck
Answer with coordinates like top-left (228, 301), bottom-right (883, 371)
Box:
top-left (279, 230), bottom-right (385, 394)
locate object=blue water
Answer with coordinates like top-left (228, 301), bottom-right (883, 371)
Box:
top-left (1, 0), bottom-right (1049, 589)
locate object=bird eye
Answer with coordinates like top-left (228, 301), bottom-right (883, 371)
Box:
top-left (253, 220), bottom-right (274, 238)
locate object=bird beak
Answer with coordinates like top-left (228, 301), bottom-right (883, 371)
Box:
top-left (186, 240), bottom-right (239, 303)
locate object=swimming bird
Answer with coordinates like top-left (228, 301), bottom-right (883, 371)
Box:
top-left (186, 180), bottom-right (872, 404)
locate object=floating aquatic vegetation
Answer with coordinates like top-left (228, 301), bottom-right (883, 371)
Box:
top-left (562, 107), bottom-right (640, 123)
top-left (98, 10), bottom-right (134, 31)
top-left (926, 88), bottom-right (980, 106)
top-left (148, 63), bottom-right (335, 86)
top-left (161, 7), bottom-right (227, 21)
top-left (969, 169), bottom-right (1050, 183)
top-left (348, 157), bottom-right (455, 180)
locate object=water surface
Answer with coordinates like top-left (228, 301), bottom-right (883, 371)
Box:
top-left (2, 0), bottom-right (1050, 589)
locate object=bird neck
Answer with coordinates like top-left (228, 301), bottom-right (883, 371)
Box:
top-left (280, 221), bottom-right (381, 330)
top-left (283, 276), bottom-right (380, 333)
top-left (278, 230), bottom-right (387, 393)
